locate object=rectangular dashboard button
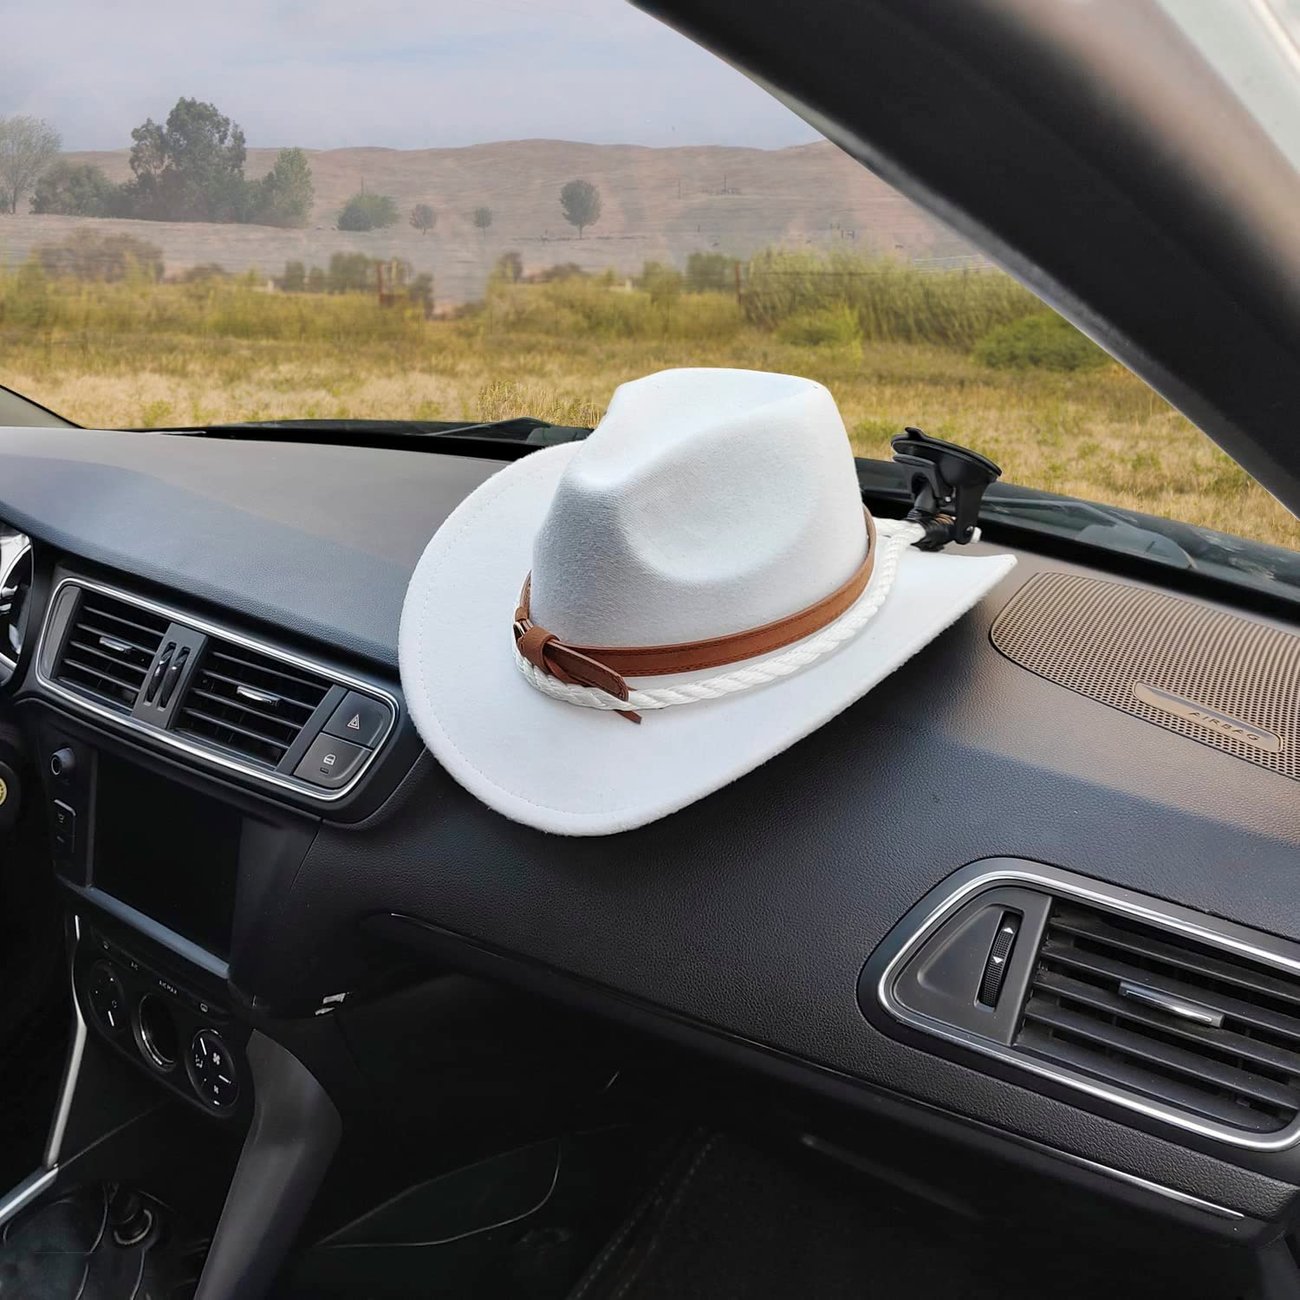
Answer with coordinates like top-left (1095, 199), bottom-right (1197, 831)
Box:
top-left (323, 691), bottom-right (390, 748)
top-left (51, 800), bottom-right (76, 857)
top-left (293, 734), bottom-right (369, 790)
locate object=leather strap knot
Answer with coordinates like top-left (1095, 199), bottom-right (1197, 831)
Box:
top-left (514, 621), bottom-right (632, 702)
top-left (514, 510), bottom-right (877, 725)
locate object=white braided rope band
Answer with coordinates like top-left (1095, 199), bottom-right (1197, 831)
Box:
top-left (513, 518), bottom-right (926, 714)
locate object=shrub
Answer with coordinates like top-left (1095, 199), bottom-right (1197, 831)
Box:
top-left (685, 252), bottom-right (735, 293)
top-left (972, 311), bottom-right (1109, 371)
top-left (636, 261), bottom-right (683, 308)
top-left (776, 302), bottom-right (862, 347)
top-left (33, 229), bottom-right (163, 282)
top-left (480, 278), bottom-right (741, 342)
top-left (281, 260), bottom-right (306, 292)
top-left (744, 248), bottom-right (1037, 348)
top-left (0, 261), bottom-right (51, 328)
top-left (177, 263), bottom-right (229, 283)
top-left (327, 252), bottom-right (374, 293)
top-left (529, 262), bottom-right (586, 284)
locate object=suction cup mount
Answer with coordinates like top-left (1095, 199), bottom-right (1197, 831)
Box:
top-left (890, 427), bottom-right (1002, 551)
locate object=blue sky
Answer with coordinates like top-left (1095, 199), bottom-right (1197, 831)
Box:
top-left (0, 0), bottom-right (820, 151)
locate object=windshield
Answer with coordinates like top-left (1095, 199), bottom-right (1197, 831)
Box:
top-left (0, 0), bottom-right (1297, 556)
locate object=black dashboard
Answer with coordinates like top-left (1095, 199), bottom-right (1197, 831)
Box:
top-left (3, 423), bottom-right (1300, 1242)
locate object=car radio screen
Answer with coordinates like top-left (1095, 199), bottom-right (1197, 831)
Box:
top-left (93, 758), bottom-right (242, 959)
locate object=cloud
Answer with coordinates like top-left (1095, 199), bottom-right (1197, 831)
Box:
top-left (0, 0), bottom-right (820, 150)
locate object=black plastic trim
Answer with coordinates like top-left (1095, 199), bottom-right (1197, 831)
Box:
top-left (195, 1032), bottom-right (341, 1300)
top-left (365, 910), bottom-right (1292, 1227)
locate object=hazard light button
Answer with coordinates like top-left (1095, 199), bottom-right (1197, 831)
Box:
top-left (323, 691), bottom-right (389, 748)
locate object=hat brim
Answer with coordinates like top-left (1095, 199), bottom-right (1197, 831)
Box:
top-left (399, 443), bottom-right (1017, 836)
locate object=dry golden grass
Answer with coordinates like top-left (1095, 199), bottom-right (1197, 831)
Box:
top-left (3, 281), bottom-right (1297, 551)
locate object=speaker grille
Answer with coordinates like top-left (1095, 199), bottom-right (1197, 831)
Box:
top-left (991, 572), bottom-right (1299, 780)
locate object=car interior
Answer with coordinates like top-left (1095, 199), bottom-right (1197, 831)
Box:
top-left (2, 0), bottom-right (1300, 1296)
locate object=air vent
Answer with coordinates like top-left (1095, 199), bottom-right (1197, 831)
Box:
top-left (1017, 902), bottom-right (1300, 1136)
top-left (54, 590), bottom-right (169, 710)
top-left (175, 640), bottom-right (329, 767)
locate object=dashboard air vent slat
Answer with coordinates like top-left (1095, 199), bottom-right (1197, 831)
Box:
top-left (1015, 1023), bottom-right (1286, 1135)
top-left (1030, 968), bottom-right (1300, 1077)
top-left (1047, 910), bottom-right (1300, 1010)
top-left (1021, 999), bottom-right (1300, 1111)
top-left (54, 592), bottom-right (168, 710)
top-left (175, 641), bottom-right (329, 767)
top-left (1016, 902), bottom-right (1300, 1136)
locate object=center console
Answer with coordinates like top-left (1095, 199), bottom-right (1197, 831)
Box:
top-left (35, 718), bottom-right (296, 1122)
top-left (0, 565), bottom-right (414, 1298)
top-left (18, 568), bottom-right (413, 1055)
top-left (80, 924), bottom-right (244, 1114)
top-left (25, 648), bottom-right (351, 1101)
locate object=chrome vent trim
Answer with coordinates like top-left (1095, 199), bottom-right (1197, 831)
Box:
top-left (876, 861), bottom-right (1300, 1151)
top-left (36, 577), bottom-right (397, 803)
top-left (0, 527), bottom-right (33, 674)
top-left (53, 590), bottom-right (168, 710)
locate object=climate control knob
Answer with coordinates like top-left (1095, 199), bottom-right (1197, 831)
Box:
top-left (188, 1029), bottom-right (239, 1110)
top-left (86, 962), bottom-right (126, 1036)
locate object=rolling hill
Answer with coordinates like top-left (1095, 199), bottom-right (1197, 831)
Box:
top-left (2, 139), bottom-right (978, 304)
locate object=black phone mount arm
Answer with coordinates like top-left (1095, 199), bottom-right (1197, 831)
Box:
top-left (889, 427), bottom-right (1002, 551)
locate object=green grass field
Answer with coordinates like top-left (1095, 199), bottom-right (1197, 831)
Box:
top-left (1, 259), bottom-right (1296, 551)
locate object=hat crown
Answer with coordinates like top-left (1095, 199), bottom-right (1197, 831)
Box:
top-left (530, 369), bottom-right (868, 647)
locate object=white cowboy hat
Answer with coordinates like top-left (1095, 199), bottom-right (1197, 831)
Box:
top-left (400, 368), bottom-right (1015, 835)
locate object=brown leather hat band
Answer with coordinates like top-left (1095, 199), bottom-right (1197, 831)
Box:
top-left (513, 511), bottom-right (877, 715)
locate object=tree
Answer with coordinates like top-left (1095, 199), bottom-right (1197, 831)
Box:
top-left (252, 148), bottom-right (314, 228)
top-left (494, 250), bottom-right (523, 283)
top-left (0, 115), bottom-right (61, 214)
top-left (123, 98), bottom-right (248, 221)
top-left (409, 203), bottom-right (435, 236)
top-left (473, 206), bottom-right (493, 236)
top-left (281, 260), bottom-right (306, 292)
top-left (30, 161), bottom-right (119, 217)
top-left (338, 191), bottom-right (399, 232)
top-left (559, 179), bottom-right (601, 238)
top-left (408, 272), bottom-right (434, 317)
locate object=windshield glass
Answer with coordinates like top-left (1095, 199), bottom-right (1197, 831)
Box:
top-left (1, 0), bottom-right (1297, 554)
